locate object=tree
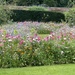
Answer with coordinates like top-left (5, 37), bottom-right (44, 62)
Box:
top-left (56, 0), bottom-right (69, 7)
top-left (16, 0), bottom-right (40, 6)
top-left (43, 0), bottom-right (57, 7)
top-left (0, 0), bottom-right (12, 24)
top-left (67, 0), bottom-right (75, 7)
top-left (6, 0), bottom-right (18, 5)
top-left (5, 0), bottom-right (73, 7)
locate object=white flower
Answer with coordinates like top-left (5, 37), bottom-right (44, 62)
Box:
top-left (33, 38), bottom-right (36, 41)
top-left (8, 39), bottom-right (12, 42)
top-left (49, 35), bottom-right (52, 37)
top-left (2, 35), bottom-right (4, 37)
top-left (63, 38), bottom-right (66, 40)
top-left (61, 51), bottom-right (64, 55)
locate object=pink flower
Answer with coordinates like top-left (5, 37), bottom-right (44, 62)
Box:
top-left (29, 39), bottom-right (33, 42)
top-left (44, 37), bottom-right (49, 41)
top-left (0, 43), bottom-right (4, 47)
top-left (19, 40), bottom-right (24, 45)
top-left (0, 29), bottom-right (4, 33)
top-left (57, 36), bottom-right (61, 39)
top-left (37, 37), bottom-right (41, 42)
top-left (34, 36), bottom-right (41, 42)
top-left (34, 34), bottom-right (38, 38)
top-left (28, 36), bottom-right (33, 42)
top-left (13, 35), bottom-right (20, 39)
top-left (5, 34), bottom-right (11, 38)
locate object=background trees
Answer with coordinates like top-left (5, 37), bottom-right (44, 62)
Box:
top-left (43, 0), bottom-right (57, 7)
top-left (0, 0), bottom-right (12, 24)
top-left (5, 0), bottom-right (74, 7)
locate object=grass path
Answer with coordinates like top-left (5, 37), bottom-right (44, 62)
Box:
top-left (0, 64), bottom-right (75, 75)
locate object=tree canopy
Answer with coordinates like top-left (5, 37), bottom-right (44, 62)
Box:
top-left (1, 0), bottom-right (75, 7)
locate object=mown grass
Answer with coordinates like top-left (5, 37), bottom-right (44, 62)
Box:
top-left (0, 64), bottom-right (75, 75)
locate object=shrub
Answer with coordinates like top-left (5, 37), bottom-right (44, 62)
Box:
top-left (43, 0), bottom-right (57, 7)
top-left (37, 25), bottom-right (51, 34)
top-left (0, 0), bottom-right (12, 25)
top-left (11, 10), bottom-right (65, 22)
top-left (28, 6), bottom-right (48, 11)
top-left (37, 28), bottom-right (51, 34)
top-left (65, 8), bottom-right (75, 27)
top-left (0, 7), bottom-right (11, 24)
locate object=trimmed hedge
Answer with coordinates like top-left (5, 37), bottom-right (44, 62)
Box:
top-left (11, 10), bottom-right (65, 22)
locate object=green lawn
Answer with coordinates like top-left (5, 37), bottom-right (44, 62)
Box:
top-left (0, 64), bottom-right (75, 75)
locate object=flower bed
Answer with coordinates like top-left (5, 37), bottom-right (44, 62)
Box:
top-left (0, 22), bottom-right (75, 68)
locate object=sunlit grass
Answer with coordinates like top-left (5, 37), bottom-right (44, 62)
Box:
top-left (0, 64), bottom-right (75, 75)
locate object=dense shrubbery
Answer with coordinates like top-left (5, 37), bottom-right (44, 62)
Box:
top-left (37, 25), bottom-right (52, 34)
top-left (37, 28), bottom-right (51, 34)
top-left (0, 7), bottom-right (12, 25)
top-left (6, 0), bottom-right (74, 7)
top-left (0, 1), bottom-right (12, 25)
top-left (65, 8), bottom-right (75, 27)
top-left (43, 0), bottom-right (57, 7)
top-left (11, 10), bottom-right (65, 22)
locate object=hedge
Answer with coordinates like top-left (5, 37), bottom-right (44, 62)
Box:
top-left (11, 10), bottom-right (65, 22)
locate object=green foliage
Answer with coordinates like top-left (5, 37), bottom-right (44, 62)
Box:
top-left (28, 6), bottom-right (48, 11)
top-left (56, 0), bottom-right (69, 7)
top-left (0, 7), bottom-right (11, 24)
top-left (0, 1), bottom-right (12, 25)
top-left (12, 0), bottom-right (41, 6)
top-left (11, 10), bottom-right (65, 22)
top-left (65, 8), bottom-right (75, 27)
top-left (6, 0), bottom-right (71, 7)
top-left (0, 31), bottom-right (75, 68)
top-left (67, 0), bottom-right (75, 7)
top-left (43, 0), bottom-right (57, 7)
top-left (37, 28), bottom-right (51, 34)
top-left (37, 26), bottom-right (51, 34)
top-left (6, 0), bottom-right (18, 5)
